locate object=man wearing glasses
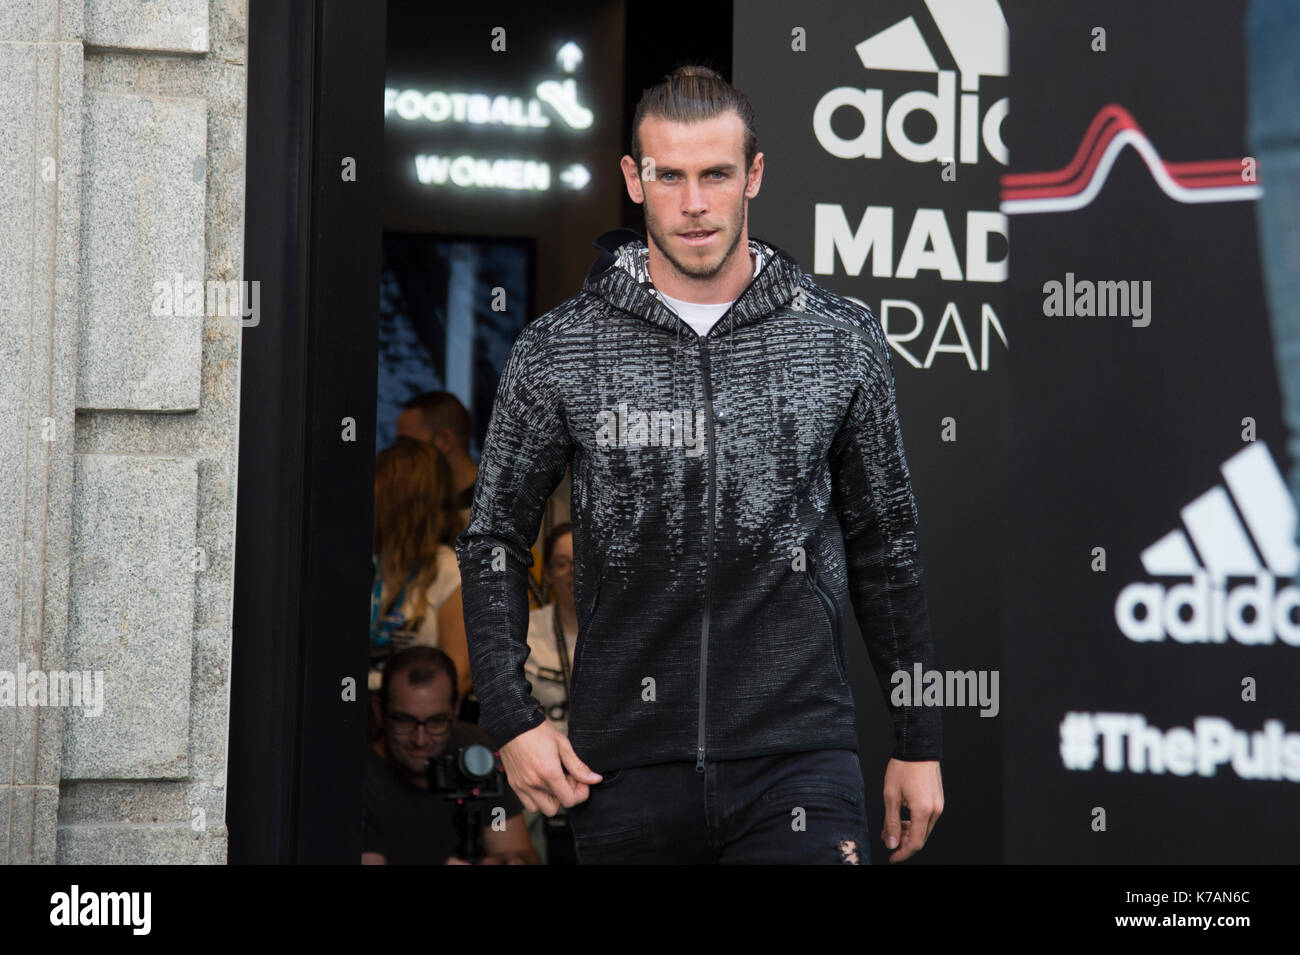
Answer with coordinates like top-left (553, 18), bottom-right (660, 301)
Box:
top-left (362, 646), bottom-right (540, 864)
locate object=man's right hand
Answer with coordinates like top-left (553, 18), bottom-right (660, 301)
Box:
top-left (498, 722), bottom-right (602, 816)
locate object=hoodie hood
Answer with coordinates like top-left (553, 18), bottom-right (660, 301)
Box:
top-left (581, 227), bottom-right (806, 338)
top-left (578, 227), bottom-right (809, 434)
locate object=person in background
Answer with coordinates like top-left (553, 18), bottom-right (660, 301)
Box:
top-left (522, 522), bottom-right (579, 864)
top-left (371, 438), bottom-right (470, 703)
top-left (396, 391), bottom-right (480, 527)
top-left (1247, 0), bottom-right (1300, 588)
top-left (363, 646), bottom-right (539, 865)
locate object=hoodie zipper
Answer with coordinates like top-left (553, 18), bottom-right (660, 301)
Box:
top-left (697, 341), bottom-right (716, 774)
top-left (693, 252), bottom-right (777, 773)
top-left (807, 559), bottom-right (847, 685)
top-left (598, 244), bottom-right (785, 773)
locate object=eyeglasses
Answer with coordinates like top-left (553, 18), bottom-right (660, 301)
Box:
top-left (387, 712), bottom-right (453, 736)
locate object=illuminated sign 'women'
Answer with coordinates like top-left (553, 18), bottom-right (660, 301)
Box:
top-left (385, 43), bottom-right (593, 193)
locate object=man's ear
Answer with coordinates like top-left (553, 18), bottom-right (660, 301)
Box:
top-left (371, 693), bottom-right (384, 728)
top-left (620, 155), bottom-right (644, 204)
top-left (745, 152), bottom-right (764, 198)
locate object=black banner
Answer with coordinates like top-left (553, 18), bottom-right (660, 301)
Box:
top-left (737, 0), bottom-right (1297, 863)
top-left (1002, 0), bottom-right (1296, 863)
top-left (736, 0), bottom-right (1013, 864)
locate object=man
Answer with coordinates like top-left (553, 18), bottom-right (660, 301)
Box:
top-left (362, 646), bottom-right (539, 864)
top-left (1248, 0), bottom-right (1300, 589)
top-left (396, 391), bottom-right (479, 520)
top-left (456, 65), bottom-right (943, 864)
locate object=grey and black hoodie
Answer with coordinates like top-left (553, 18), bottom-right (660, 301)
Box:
top-left (455, 228), bottom-right (942, 774)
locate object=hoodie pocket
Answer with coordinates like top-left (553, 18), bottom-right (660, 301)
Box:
top-left (571, 577), bottom-right (602, 698)
top-left (806, 565), bottom-right (847, 686)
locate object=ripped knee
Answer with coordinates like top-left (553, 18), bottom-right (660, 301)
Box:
top-left (838, 838), bottom-right (860, 864)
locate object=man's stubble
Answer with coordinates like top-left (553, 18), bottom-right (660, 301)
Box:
top-left (643, 189), bottom-right (749, 284)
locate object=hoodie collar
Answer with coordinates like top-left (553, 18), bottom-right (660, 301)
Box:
top-left (582, 228), bottom-right (803, 337)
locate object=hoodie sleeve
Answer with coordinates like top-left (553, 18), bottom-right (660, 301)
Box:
top-left (828, 314), bottom-right (942, 762)
top-left (455, 323), bottom-right (573, 749)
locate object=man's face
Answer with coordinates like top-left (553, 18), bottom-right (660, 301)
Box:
top-left (395, 408), bottom-right (435, 445)
top-left (624, 110), bottom-right (762, 284)
top-left (381, 670), bottom-right (456, 775)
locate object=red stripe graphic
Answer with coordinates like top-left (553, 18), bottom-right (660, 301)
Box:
top-left (1000, 104), bottom-right (1255, 202)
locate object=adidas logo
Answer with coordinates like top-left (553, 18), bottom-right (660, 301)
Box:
top-left (813, 0), bottom-right (1010, 165)
top-left (1115, 443), bottom-right (1300, 645)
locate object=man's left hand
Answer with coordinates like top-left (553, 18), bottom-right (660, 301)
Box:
top-left (881, 759), bottom-right (943, 863)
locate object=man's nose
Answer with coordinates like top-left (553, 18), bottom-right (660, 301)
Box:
top-left (683, 184), bottom-right (706, 214)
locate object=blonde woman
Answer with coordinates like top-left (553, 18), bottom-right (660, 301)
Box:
top-left (521, 521), bottom-right (580, 864)
top-left (371, 437), bottom-right (470, 701)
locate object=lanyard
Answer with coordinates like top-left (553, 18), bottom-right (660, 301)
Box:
top-left (370, 559), bottom-right (418, 649)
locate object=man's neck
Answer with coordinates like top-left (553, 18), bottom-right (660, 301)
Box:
top-left (648, 238), bottom-right (754, 305)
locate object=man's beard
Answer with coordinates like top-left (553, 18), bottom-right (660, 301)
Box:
top-left (645, 197), bottom-right (747, 282)
top-left (390, 735), bottom-right (439, 776)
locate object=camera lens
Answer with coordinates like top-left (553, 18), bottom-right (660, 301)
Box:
top-left (459, 743), bottom-right (496, 780)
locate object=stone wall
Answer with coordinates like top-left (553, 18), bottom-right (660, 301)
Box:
top-left (1, 0), bottom-right (246, 864)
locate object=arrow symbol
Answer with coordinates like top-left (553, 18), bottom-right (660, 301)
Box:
top-left (557, 42), bottom-right (583, 73)
top-left (560, 164), bottom-right (590, 189)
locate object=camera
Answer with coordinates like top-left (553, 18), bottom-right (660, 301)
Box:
top-left (427, 743), bottom-right (509, 863)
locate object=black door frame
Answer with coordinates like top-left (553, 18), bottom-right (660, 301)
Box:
top-left (228, 0), bottom-right (385, 864)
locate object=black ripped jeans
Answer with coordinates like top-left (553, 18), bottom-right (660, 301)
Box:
top-left (566, 748), bottom-right (870, 864)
